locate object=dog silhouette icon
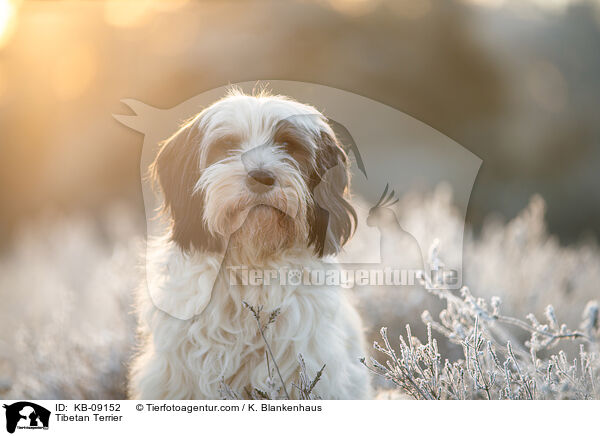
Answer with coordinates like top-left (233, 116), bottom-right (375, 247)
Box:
top-left (3, 402), bottom-right (50, 434)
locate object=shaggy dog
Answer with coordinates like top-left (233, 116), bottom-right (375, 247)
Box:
top-left (129, 90), bottom-right (371, 399)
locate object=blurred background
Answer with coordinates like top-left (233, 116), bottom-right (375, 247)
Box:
top-left (2, 0), bottom-right (600, 245)
top-left (0, 0), bottom-right (599, 399)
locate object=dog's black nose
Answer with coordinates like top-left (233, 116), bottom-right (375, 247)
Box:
top-left (247, 169), bottom-right (276, 188)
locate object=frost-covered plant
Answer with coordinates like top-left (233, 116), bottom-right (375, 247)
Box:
top-left (363, 255), bottom-right (600, 399)
top-left (219, 303), bottom-right (325, 400)
top-left (356, 190), bottom-right (600, 348)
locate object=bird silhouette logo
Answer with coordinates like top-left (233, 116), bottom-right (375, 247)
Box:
top-left (367, 183), bottom-right (425, 273)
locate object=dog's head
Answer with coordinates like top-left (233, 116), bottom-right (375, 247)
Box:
top-left (151, 90), bottom-right (356, 261)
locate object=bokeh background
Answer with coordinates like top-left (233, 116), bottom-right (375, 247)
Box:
top-left (0, 0), bottom-right (599, 399)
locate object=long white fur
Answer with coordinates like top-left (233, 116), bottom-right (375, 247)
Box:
top-left (129, 91), bottom-right (371, 399)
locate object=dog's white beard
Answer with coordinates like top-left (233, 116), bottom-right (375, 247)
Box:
top-left (226, 205), bottom-right (307, 265)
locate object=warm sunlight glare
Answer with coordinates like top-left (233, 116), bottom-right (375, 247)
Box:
top-left (0, 66), bottom-right (6, 101)
top-left (0, 0), bottom-right (17, 49)
top-left (104, 0), bottom-right (154, 28)
top-left (152, 0), bottom-right (189, 13)
top-left (104, 0), bottom-right (189, 28)
top-left (52, 42), bottom-right (97, 100)
top-left (327, 0), bottom-right (379, 16)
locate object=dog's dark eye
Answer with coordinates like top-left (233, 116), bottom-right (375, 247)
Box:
top-left (206, 135), bottom-right (239, 165)
top-left (281, 141), bottom-right (299, 156)
top-left (280, 139), bottom-right (303, 157)
top-left (280, 139), bottom-right (312, 171)
top-left (273, 120), bottom-right (314, 169)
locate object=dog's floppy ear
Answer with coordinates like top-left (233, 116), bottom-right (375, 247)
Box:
top-left (150, 116), bottom-right (222, 253)
top-left (308, 128), bottom-right (357, 257)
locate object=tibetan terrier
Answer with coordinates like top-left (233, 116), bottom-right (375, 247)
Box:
top-left (129, 90), bottom-right (371, 399)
